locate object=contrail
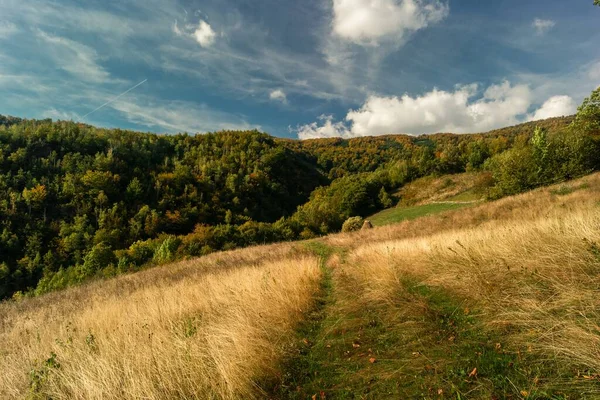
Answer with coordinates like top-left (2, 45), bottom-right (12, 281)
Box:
top-left (81, 79), bottom-right (148, 120)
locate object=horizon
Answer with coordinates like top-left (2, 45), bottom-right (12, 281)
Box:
top-left (0, 0), bottom-right (599, 138)
top-left (0, 113), bottom-right (574, 140)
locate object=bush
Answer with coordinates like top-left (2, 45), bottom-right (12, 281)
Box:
top-left (82, 242), bottom-right (117, 275)
top-left (342, 216), bottom-right (364, 233)
top-left (153, 236), bottom-right (182, 264)
top-left (127, 240), bottom-right (156, 266)
top-left (485, 146), bottom-right (537, 199)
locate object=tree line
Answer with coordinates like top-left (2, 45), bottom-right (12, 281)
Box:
top-left (0, 87), bottom-right (598, 299)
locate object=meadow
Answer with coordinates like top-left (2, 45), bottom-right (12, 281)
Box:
top-left (2, 173), bottom-right (600, 398)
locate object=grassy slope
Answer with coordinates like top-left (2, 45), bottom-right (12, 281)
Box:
top-left (369, 172), bottom-right (485, 227)
top-left (275, 174), bottom-right (600, 399)
top-left (2, 173), bottom-right (600, 399)
top-left (369, 202), bottom-right (474, 226)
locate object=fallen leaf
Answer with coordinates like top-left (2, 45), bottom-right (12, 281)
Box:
top-left (352, 343), bottom-right (361, 348)
top-left (312, 395), bottom-right (317, 400)
top-left (469, 367), bottom-right (477, 378)
top-left (520, 390), bottom-right (529, 397)
top-left (438, 389), bottom-right (443, 395)
top-left (369, 357), bottom-right (377, 364)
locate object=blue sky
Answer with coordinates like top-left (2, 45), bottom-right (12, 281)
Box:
top-left (0, 0), bottom-right (599, 138)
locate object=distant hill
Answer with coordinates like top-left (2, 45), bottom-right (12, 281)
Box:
top-left (0, 113), bottom-right (591, 298)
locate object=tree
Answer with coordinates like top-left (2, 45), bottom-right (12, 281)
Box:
top-left (485, 146), bottom-right (537, 198)
top-left (22, 184), bottom-right (47, 217)
top-left (82, 242), bottom-right (117, 276)
top-left (572, 87), bottom-right (600, 135)
top-left (378, 187), bottom-right (393, 208)
top-left (531, 126), bottom-right (549, 182)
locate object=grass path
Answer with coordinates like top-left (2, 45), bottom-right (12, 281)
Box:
top-left (271, 238), bottom-right (591, 399)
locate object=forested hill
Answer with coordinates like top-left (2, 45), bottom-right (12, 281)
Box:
top-left (0, 109), bottom-right (594, 299)
top-left (283, 116), bottom-right (573, 179)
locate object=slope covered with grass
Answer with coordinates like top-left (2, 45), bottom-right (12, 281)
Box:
top-left (0, 244), bottom-right (321, 399)
top-left (368, 172), bottom-right (486, 227)
top-left (276, 173), bottom-right (600, 399)
top-left (2, 173), bottom-right (600, 399)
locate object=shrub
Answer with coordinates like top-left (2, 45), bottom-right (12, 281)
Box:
top-left (128, 240), bottom-right (156, 266)
top-left (342, 216), bottom-right (364, 233)
top-left (153, 236), bottom-right (182, 264)
top-left (82, 242), bottom-right (117, 275)
top-left (485, 146), bottom-right (537, 199)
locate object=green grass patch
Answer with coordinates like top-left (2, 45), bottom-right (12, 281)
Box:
top-left (369, 202), bottom-right (474, 227)
top-left (266, 242), bottom-right (337, 398)
top-left (302, 241), bottom-right (338, 260)
top-left (550, 183), bottom-right (590, 196)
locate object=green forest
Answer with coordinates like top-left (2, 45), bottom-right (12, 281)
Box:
top-left (1, 87), bottom-right (599, 299)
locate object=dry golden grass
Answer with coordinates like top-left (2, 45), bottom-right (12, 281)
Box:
top-left (0, 243), bottom-right (320, 399)
top-left (327, 175), bottom-right (600, 394)
top-left (325, 172), bottom-right (600, 250)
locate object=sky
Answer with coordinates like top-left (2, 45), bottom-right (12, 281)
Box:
top-left (0, 0), bottom-right (599, 139)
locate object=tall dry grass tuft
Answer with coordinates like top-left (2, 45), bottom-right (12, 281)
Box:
top-left (0, 252), bottom-right (320, 399)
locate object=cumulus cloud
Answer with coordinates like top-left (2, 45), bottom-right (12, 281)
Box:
top-left (297, 81), bottom-right (578, 139)
top-left (173, 19), bottom-right (217, 48)
top-left (527, 95), bottom-right (577, 121)
top-left (193, 20), bottom-right (216, 47)
top-left (532, 18), bottom-right (555, 35)
top-left (269, 89), bottom-right (287, 103)
top-left (332, 0), bottom-right (449, 46)
top-left (297, 115), bottom-right (350, 139)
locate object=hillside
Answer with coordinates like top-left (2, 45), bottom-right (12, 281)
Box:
top-left (0, 112), bottom-right (591, 300)
top-left (368, 172), bottom-right (486, 226)
top-left (2, 173), bottom-right (600, 399)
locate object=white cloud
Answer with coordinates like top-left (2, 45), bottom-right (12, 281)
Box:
top-left (332, 0), bottom-right (449, 46)
top-left (297, 115), bottom-right (350, 139)
top-left (269, 89), bottom-right (287, 103)
top-left (533, 18), bottom-right (556, 35)
top-left (173, 20), bottom-right (184, 36)
top-left (527, 95), bottom-right (576, 121)
top-left (193, 20), bottom-right (216, 47)
top-left (172, 19), bottom-right (217, 48)
top-left (296, 81), bottom-right (578, 138)
top-left (348, 81), bottom-right (531, 135)
top-left (0, 21), bottom-right (18, 38)
top-left (37, 30), bottom-right (113, 83)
